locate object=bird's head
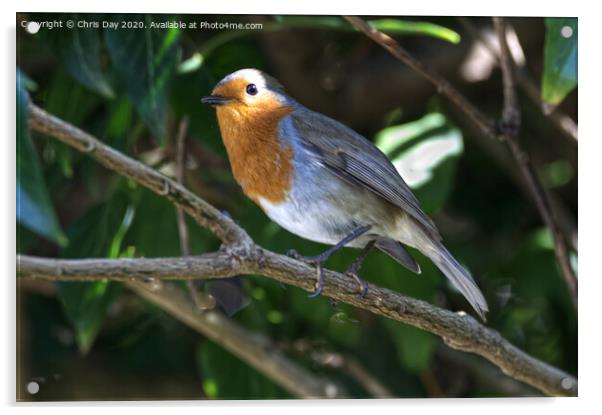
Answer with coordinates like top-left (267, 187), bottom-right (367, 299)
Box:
top-left (202, 68), bottom-right (291, 115)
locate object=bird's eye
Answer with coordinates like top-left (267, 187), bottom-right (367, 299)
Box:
top-left (246, 83), bottom-right (258, 96)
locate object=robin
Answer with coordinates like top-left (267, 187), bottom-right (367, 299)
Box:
top-left (202, 68), bottom-right (488, 320)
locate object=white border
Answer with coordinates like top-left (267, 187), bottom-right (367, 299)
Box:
top-left (3, 0), bottom-right (598, 414)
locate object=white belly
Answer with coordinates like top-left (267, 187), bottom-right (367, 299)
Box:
top-left (259, 198), bottom-right (342, 245)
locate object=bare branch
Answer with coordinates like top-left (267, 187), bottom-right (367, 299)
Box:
top-left (175, 116), bottom-right (191, 257)
top-left (22, 101), bottom-right (578, 397)
top-left (345, 15), bottom-right (577, 311)
top-left (173, 116), bottom-right (214, 310)
top-left (494, 17), bottom-right (519, 126)
top-left (494, 17), bottom-right (577, 310)
top-left (17, 253), bottom-right (243, 283)
top-left (17, 252), bottom-right (577, 397)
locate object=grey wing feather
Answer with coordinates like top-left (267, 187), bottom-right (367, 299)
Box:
top-left (375, 238), bottom-right (421, 274)
top-left (291, 109), bottom-right (441, 241)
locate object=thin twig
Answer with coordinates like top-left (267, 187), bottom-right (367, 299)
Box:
top-left (281, 339), bottom-right (396, 398)
top-left (174, 116), bottom-right (214, 310)
top-left (344, 357), bottom-right (395, 398)
top-left (345, 15), bottom-right (577, 311)
top-left (175, 116), bottom-right (191, 257)
top-left (23, 103), bottom-right (578, 396)
top-left (493, 17), bottom-right (577, 310)
top-left (494, 18), bottom-right (519, 126)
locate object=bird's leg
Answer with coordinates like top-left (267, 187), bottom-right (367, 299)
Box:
top-left (287, 225), bottom-right (372, 264)
top-left (287, 225), bottom-right (372, 297)
top-left (344, 240), bottom-right (375, 298)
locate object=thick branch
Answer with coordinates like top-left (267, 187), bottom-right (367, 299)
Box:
top-left (494, 17), bottom-right (577, 310)
top-left (17, 253), bottom-right (243, 282)
top-left (22, 102), bottom-right (577, 396)
top-left (345, 15), bottom-right (577, 310)
top-left (17, 253), bottom-right (577, 397)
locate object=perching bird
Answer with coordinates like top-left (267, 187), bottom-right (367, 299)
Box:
top-left (202, 68), bottom-right (489, 320)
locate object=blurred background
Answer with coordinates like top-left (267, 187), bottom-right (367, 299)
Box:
top-left (16, 13), bottom-right (577, 400)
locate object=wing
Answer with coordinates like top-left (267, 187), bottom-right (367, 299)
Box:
top-left (290, 108), bottom-right (441, 241)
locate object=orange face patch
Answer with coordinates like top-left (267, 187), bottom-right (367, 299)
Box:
top-left (211, 78), bottom-right (248, 103)
top-left (214, 96), bottom-right (294, 205)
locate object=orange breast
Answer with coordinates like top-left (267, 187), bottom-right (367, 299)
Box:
top-left (216, 104), bottom-right (294, 204)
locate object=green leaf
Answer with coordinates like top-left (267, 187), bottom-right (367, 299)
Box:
top-left (42, 14), bottom-right (114, 98)
top-left (56, 280), bottom-right (122, 354)
top-left (369, 19), bottom-right (461, 44)
top-left (273, 15), bottom-right (353, 30)
top-left (104, 95), bottom-right (135, 146)
top-left (105, 14), bottom-right (181, 143)
top-left (57, 197), bottom-right (132, 354)
top-left (16, 69), bottom-right (67, 246)
top-left (273, 16), bottom-right (461, 44)
top-left (375, 112), bottom-right (464, 213)
top-left (541, 18), bottom-right (577, 107)
top-left (41, 67), bottom-right (102, 125)
top-left (196, 340), bottom-right (287, 399)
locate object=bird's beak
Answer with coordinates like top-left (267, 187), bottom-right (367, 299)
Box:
top-left (201, 95), bottom-right (232, 107)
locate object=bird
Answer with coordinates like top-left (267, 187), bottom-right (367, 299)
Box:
top-left (202, 68), bottom-right (489, 320)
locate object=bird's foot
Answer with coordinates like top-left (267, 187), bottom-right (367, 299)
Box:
top-left (286, 249), bottom-right (326, 297)
top-left (285, 227), bottom-right (373, 298)
top-left (344, 269), bottom-right (369, 298)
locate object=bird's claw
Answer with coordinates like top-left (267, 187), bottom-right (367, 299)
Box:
top-left (358, 279), bottom-right (369, 298)
top-left (307, 264), bottom-right (324, 298)
top-left (286, 248), bottom-right (325, 297)
top-left (345, 271), bottom-right (369, 298)
top-left (307, 286), bottom-right (323, 298)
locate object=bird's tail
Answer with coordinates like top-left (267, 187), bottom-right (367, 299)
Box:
top-left (426, 242), bottom-right (489, 321)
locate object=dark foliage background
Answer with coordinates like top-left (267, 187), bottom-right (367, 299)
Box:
top-left (16, 13), bottom-right (577, 400)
